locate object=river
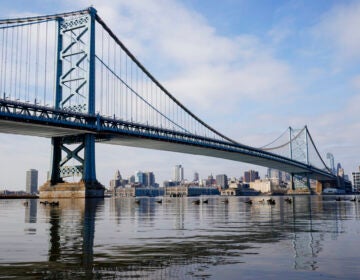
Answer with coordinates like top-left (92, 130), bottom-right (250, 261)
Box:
top-left (0, 195), bottom-right (359, 279)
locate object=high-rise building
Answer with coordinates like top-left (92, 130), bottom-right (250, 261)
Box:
top-left (129, 175), bottom-right (136, 183)
top-left (244, 170), bottom-right (259, 183)
top-left (216, 174), bottom-right (228, 189)
top-left (135, 171), bottom-right (145, 185)
top-left (109, 170), bottom-right (122, 191)
top-left (267, 168), bottom-right (289, 184)
top-left (26, 169), bottom-right (38, 194)
top-left (352, 167), bottom-right (360, 192)
top-left (144, 172), bottom-right (156, 187)
top-left (193, 172), bottom-right (199, 182)
top-left (174, 165), bottom-right (184, 182)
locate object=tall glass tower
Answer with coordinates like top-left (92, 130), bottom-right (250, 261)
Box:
top-left (26, 169), bottom-right (38, 194)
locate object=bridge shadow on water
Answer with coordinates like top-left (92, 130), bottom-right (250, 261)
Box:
top-left (1, 195), bottom-right (360, 279)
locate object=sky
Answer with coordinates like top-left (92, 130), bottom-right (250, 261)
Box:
top-left (0, 0), bottom-right (359, 190)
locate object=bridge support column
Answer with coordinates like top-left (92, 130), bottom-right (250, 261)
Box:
top-left (39, 134), bottom-right (104, 198)
top-left (290, 173), bottom-right (295, 191)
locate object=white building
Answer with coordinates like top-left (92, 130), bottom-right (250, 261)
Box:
top-left (26, 169), bottom-right (38, 194)
top-left (250, 179), bottom-right (275, 193)
top-left (174, 165), bottom-right (184, 182)
top-left (352, 167), bottom-right (360, 192)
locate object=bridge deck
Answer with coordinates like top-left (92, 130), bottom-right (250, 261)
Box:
top-left (0, 113), bottom-right (334, 181)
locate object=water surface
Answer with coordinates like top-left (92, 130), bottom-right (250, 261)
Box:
top-left (0, 195), bottom-right (359, 279)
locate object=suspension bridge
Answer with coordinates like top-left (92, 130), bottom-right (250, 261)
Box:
top-left (0, 8), bottom-right (339, 197)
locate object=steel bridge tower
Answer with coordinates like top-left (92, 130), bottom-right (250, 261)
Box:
top-left (40, 8), bottom-right (104, 198)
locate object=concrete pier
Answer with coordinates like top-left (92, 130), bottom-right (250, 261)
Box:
top-left (39, 181), bottom-right (105, 198)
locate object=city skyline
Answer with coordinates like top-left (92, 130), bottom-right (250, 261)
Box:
top-left (0, 1), bottom-right (359, 190)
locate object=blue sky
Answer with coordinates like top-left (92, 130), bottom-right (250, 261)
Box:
top-left (0, 0), bottom-right (359, 190)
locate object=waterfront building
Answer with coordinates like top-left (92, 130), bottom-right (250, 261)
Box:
top-left (115, 187), bottom-right (135, 197)
top-left (135, 187), bottom-right (164, 197)
top-left (165, 186), bottom-right (188, 197)
top-left (204, 174), bottom-right (216, 186)
top-left (228, 177), bottom-right (241, 189)
top-left (26, 169), bottom-right (38, 194)
top-left (109, 170), bottom-right (122, 191)
top-left (244, 170), bottom-right (259, 183)
top-left (352, 167), bottom-right (360, 193)
top-left (250, 179), bottom-right (274, 193)
top-left (163, 180), bottom-right (179, 187)
top-left (188, 186), bottom-right (220, 196)
top-left (174, 165), bottom-right (184, 182)
top-left (267, 168), bottom-right (290, 186)
top-left (216, 174), bottom-right (228, 189)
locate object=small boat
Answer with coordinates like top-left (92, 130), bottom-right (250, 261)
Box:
top-left (350, 197), bottom-right (356, 202)
top-left (285, 197), bottom-right (292, 204)
top-left (23, 201), bottom-right (28, 206)
top-left (267, 198), bottom-right (276, 205)
top-left (192, 199), bottom-right (200, 205)
top-left (135, 199), bottom-right (140, 204)
top-left (222, 198), bottom-right (229, 204)
top-left (258, 199), bottom-right (265, 204)
top-left (156, 199), bottom-right (163, 204)
top-left (49, 201), bottom-right (59, 206)
top-left (202, 199), bottom-right (209, 204)
top-left (245, 199), bottom-right (252, 205)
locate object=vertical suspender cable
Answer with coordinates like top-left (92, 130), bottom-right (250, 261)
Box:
top-left (53, 20), bottom-right (57, 107)
top-left (28, 24), bottom-right (32, 102)
top-left (35, 22), bottom-right (40, 103)
top-left (113, 39), bottom-right (116, 118)
top-left (0, 27), bottom-right (3, 96)
top-left (100, 27), bottom-right (103, 114)
top-left (9, 24), bottom-right (14, 99)
top-left (107, 31), bottom-right (110, 116)
top-left (14, 24), bottom-right (19, 100)
top-left (125, 53), bottom-right (128, 121)
top-left (3, 27), bottom-right (8, 97)
top-left (25, 25), bottom-right (29, 102)
top-left (43, 21), bottom-right (48, 106)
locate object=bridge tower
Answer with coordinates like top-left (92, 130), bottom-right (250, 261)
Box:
top-left (289, 126), bottom-right (311, 191)
top-left (39, 8), bottom-right (104, 198)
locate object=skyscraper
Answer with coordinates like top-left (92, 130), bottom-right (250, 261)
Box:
top-left (216, 174), bottom-right (228, 189)
top-left (193, 172), bottom-right (199, 182)
top-left (174, 165), bottom-right (184, 182)
top-left (135, 171), bottom-right (144, 185)
top-left (352, 166), bottom-right (360, 192)
top-left (144, 172), bottom-right (156, 187)
top-left (244, 170), bottom-right (259, 183)
top-left (26, 169), bottom-right (38, 194)
top-left (109, 170), bottom-right (122, 191)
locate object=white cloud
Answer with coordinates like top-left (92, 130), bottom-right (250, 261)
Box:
top-left (313, 2), bottom-right (360, 63)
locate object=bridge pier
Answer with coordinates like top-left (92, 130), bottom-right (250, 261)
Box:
top-left (39, 181), bottom-right (104, 199)
top-left (39, 134), bottom-right (104, 198)
top-left (290, 173), bottom-right (295, 191)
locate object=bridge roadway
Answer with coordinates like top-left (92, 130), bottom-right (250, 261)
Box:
top-left (0, 99), bottom-right (335, 181)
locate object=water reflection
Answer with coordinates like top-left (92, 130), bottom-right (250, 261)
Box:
top-left (24, 199), bottom-right (37, 235)
top-left (1, 195), bottom-right (360, 278)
